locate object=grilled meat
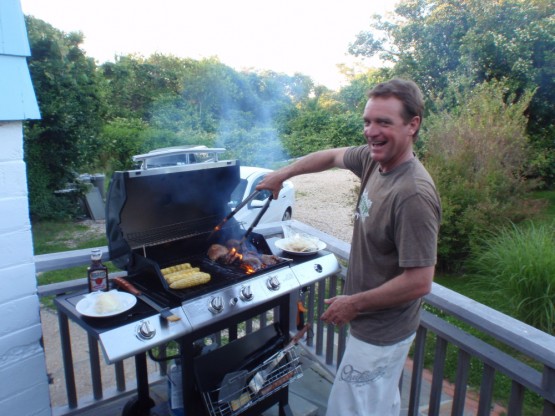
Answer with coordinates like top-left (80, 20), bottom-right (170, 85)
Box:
top-left (260, 254), bottom-right (280, 265)
top-left (241, 253), bottom-right (263, 270)
top-left (207, 241), bottom-right (282, 271)
top-left (207, 244), bottom-right (229, 261)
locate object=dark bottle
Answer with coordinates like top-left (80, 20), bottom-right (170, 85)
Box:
top-left (88, 248), bottom-right (109, 292)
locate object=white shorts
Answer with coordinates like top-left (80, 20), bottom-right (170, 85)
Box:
top-left (325, 333), bottom-right (415, 416)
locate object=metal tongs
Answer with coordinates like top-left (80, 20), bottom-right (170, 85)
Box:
top-left (238, 193), bottom-right (273, 244)
top-left (209, 190), bottom-right (274, 243)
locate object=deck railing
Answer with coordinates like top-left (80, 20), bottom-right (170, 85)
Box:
top-left (36, 220), bottom-right (555, 415)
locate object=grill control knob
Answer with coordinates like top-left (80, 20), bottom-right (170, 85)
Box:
top-left (266, 276), bottom-right (280, 291)
top-left (137, 321), bottom-right (156, 340)
top-left (240, 286), bottom-right (253, 301)
top-left (209, 296), bottom-right (224, 314)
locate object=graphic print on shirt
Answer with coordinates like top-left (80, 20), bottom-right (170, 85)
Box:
top-left (353, 189), bottom-right (372, 222)
top-left (339, 363), bottom-right (385, 385)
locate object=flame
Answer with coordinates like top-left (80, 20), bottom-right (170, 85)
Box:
top-left (226, 247), bottom-right (242, 264)
top-left (226, 244), bottom-right (264, 274)
top-left (242, 263), bottom-right (256, 274)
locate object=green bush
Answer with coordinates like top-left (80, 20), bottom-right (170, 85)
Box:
top-left (466, 221), bottom-right (555, 334)
top-left (422, 81), bottom-right (542, 271)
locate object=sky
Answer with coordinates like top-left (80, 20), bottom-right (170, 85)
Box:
top-left (20, 0), bottom-right (399, 90)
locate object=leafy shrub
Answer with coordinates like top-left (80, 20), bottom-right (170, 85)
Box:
top-left (422, 81), bottom-right (541, 271)
top-left (282, 105), bottom-right (362, 157)
top-left (466, 221), bottom-right (555, 334)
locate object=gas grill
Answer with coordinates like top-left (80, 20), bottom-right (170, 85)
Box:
top-left (54, 158), bottom-right (340, 415)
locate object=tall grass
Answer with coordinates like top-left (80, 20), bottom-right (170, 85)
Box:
top-left (466, 221), bottom-right (555, 334)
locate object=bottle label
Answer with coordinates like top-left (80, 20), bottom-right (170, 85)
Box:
top-left (89, 269), bottom-right (108, 291)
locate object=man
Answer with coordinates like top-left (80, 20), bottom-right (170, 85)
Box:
top-left (256, 78), bottom-right (441, 415)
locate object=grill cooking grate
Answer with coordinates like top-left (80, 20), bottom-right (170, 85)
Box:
top-left (126, 216), bottom-right (222, 248)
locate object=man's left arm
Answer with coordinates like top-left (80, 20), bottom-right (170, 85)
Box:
top-left (320, 266), bottom-right (434, 326)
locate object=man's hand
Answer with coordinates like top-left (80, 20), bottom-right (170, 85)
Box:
top-left (320, 295), bottom-right (358, 326)
top-left (256, 171), bottom-right (286, 200)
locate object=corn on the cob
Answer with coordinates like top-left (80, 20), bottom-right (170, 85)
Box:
top-left (161, 263), bottom-right (192, 275)
top-left (164, 267), bottom-right (200, 284)
top-left (169, 272), bottom-right (211, 289)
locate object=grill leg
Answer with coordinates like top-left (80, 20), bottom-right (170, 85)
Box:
top-left (280, 402), bottom-right (293, 416)
top-left (121, 352), bottom-right (155, 416)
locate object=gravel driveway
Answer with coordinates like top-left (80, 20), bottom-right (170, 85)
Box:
top-left (289, 168), bottom-right (359, 243)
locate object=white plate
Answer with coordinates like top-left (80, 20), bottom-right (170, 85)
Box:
top-left (76, 291), bottom-right (137, 318)
top-left (274, 237), bottom-right (326, 256)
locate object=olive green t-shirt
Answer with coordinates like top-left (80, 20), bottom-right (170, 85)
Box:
top-left (343, 145), bottom-right (441, 345)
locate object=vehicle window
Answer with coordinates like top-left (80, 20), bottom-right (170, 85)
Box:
top-left (194, 152), bottom-right (218, 163)
top-left (146, 154), bottom-right (187, 168)
top-left (252, 175), bottom-right (271, 201)
top-left (230, 180), bottom-right (248, 206)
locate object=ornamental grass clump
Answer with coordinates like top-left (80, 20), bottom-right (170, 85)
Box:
top-left (467, 221), bottom-right (555, 334)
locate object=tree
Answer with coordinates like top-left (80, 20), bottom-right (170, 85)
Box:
top-left (349, 0), bottom-right (555, 185)
top-left (24, 16), bottom-right (104, 219)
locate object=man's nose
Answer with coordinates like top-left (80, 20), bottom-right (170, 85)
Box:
top-left (364, 123), bottom-right (378, 138)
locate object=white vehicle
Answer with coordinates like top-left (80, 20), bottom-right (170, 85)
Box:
top-left (132, 147), bottom-right (295, 226)
top-left (230, 166), bottom-right (295, 227)
top-left (132, 145), bottom-right (226, 169)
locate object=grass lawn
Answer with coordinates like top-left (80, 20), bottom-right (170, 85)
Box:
top-left (33, 220), bottom-right (107, 255)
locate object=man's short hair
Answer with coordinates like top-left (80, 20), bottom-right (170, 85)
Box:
top-left (368, 79), bottom-right (424, 140)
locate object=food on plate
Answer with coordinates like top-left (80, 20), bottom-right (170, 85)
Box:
top-left (169, 271), bottom-right (211, 289)
top-left (163, 267), bottom-right (201, 284)
top-left (161, 262), bottom-right (192, 275)
top-left (281, 235), bottom-right (319, 253)
top-left (94, 291), bottom-right (120, 314)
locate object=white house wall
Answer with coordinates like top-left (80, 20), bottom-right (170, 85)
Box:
top-left (0, 0), bottom-right (51, 415)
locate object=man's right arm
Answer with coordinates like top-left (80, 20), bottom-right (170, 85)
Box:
top-left (256, 147), bottom-right (348, 198)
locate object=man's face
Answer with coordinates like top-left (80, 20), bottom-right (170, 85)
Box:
top-left (362, 97), bottom-right (420, 173)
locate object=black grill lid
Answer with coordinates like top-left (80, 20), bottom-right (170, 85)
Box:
top-left (106, 161), bottom-right (241, 269)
